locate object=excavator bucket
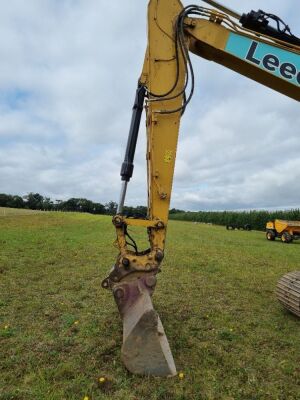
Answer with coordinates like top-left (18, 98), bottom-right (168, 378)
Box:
top-left (113, 275), bottom-right (177, 376)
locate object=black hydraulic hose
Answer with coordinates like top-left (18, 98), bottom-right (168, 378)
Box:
top-left (240, 10), bottom-right (300, 47)
top-left (120, 83), bottom-right (146, 182)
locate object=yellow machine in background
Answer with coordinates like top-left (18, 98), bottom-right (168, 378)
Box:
top-left (266, 220), bottom-right (300, 243)
top-left (102, 0), bottom-right (300, 376)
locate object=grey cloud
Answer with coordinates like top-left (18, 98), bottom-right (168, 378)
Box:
top-left (0, 0), bottom-right (299, 211)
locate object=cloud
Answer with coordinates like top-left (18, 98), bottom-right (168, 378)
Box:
top-left (0, 0), bottom-right (299, 210)
top-left (173, 89), bottom-right (299, 210)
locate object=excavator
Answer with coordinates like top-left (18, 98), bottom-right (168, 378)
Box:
top-left (102, 0), bottom-right (300, 377)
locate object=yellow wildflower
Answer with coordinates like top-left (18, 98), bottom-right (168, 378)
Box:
top-left (178, 372), bottom-right (184, 379)
top-left (99, 377), bottom-right (106, 383)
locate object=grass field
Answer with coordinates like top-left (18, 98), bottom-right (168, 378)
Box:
top-left (0, 207), bottom-right (42, 217)
top-left (0, 211), bottom-right (299, 400)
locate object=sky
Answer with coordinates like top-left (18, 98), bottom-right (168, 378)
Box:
top-left (0, 0), bottom-right (299, 211)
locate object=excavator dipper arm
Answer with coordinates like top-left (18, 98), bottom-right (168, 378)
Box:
top-left (102, 0), bottom-right (300, 376)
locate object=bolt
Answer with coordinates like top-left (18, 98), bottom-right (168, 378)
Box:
top-left (156, 221), bottom-right (164, 229)
top-left (113, 216), bottom-right (123, 227)
top-left (122, 258), bottom-right (130, 269)
top-left (114, 288), bottom-right (124, 300)
top-left (145, 276), bottom-right (157, 288)
top-left (155, 250), bottom-right (164, 262)
top-left (101, 279), bottom-right (109, 289)
top-left (145, 263), bottom-right (152, 271)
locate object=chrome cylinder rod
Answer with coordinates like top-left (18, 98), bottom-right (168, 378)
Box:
top-left (117, 83), bottom-right (146, 215)
top-left (117, 181), bottom-right (128, 214)
top-left (201, 0), bottom-right (241, 20)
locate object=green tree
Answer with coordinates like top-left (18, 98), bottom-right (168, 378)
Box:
top-left (105, 201), bottom-right (118, 215)
top-left (23, 193), bottom-right (44, 210)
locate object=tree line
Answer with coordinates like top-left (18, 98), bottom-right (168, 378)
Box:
top-left (0, 193), bottom-right (117, 215)
top-left (0, 192), bottom-right (150, 217)
top-left (169, 209), bottom-right (300, 231)
top-left (1, 192), bottom-right (299, 230)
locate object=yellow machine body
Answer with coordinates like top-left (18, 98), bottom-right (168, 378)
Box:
top-left (266, 219), bottom-right (300, 243)
top-left (268, 219), bottom-right (300, 234)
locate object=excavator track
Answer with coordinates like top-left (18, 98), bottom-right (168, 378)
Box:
top-left (276, 271), bottom-right (300, 317)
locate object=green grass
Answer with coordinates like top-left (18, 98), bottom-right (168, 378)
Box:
top-left (0, 212), bottom-right (299, 400)
top-left (0, 207), bottom-right (42, 216)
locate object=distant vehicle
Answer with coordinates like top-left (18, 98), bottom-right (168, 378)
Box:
top-left (266, 220), bottom-right (300, 243)
top-left (226, 224), bottom-right (252, 231)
